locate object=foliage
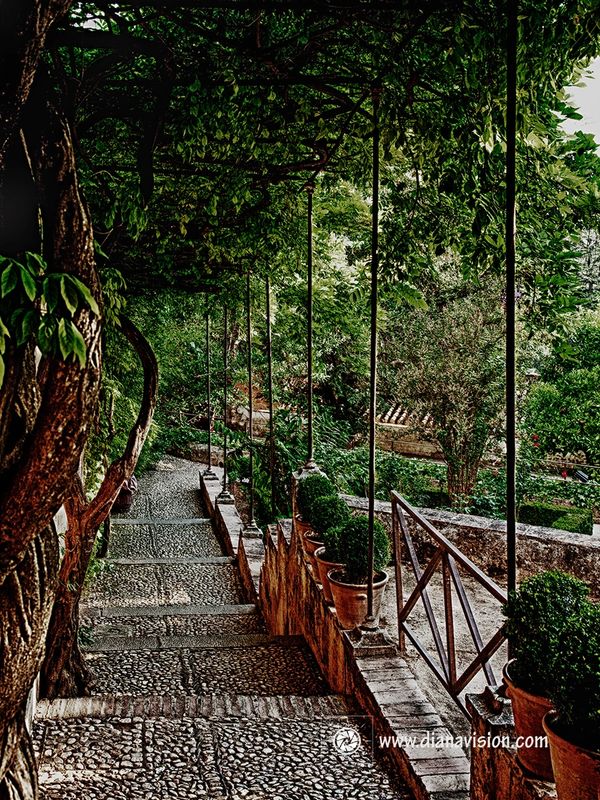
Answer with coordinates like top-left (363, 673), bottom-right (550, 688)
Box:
top-left (521, 366), bottom-right (600, 464)
top-left (336, 515), bottom-right (391, 584)
top-left (309, 495), bottom-right (351, 536)
top-left (518, 500), bottom-right (593, 535)
top-left (379, 285), bottom-right (505, 507)
top-left (0, 252), bottom-right (99, 384)
top-left (549, 599), bottom-right (600, 751)
top-left (502, 570), bottom-right (590, 696)
top-left (321, 524), bottom-right (345, 565)
top-left (296, 473), bottom-right (336, 522)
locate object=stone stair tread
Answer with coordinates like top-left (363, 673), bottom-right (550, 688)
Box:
top-left (36, 693), bottom-right (349, 721)
top-left (83, 639), bottom-right (330, 697)
top-left (83, 632), bottom-right (284, 651)
top-left (83, 562), bottom-right (245, 609)
top-left (82, 603), bottom-right (258, 618)
top-left (108, 556), bottom-right (234, 565)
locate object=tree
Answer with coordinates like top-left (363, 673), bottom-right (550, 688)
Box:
top-left (380, 285), bottom-right (505, 506)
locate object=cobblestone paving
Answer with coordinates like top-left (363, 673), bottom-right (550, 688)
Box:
top-left (187, 644), bottom-right (329, 697)
top-left (108, 523), bottom-right (223, 560)
top-left (154, 524), bottom-right (223, 558)
top-left (81, 613), bottom-right (265, 639)
top-left (84, 563), bottom-right (244, 608)
top-left (38, 458), bottom-right (412, 800)
top-left (36, 716), bottom-right (409, 800)
top-left (161, 564), bottom-right (245, 606)
top-left (87, 650), bottom-right (187, 695)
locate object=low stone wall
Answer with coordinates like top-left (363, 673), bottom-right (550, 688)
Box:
top-left (343, 495), bottom-right (600, 595)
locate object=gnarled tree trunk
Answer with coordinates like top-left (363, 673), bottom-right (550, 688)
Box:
top-left (0, 3), bottom-right (101, 795)
top-left (41, 317), bottom-right (158, 699)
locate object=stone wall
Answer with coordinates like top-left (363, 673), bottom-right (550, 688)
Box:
top-left (343, 495), bottom-right (600, 596)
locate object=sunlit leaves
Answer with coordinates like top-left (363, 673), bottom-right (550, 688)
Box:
top-left (0, 253), bottom-right (101, 385)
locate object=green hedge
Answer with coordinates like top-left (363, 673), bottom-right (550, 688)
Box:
top-left (518, 500), bottom-right (593, 535)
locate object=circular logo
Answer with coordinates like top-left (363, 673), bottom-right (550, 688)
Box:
top-left (333, 726), bottom-right (362, 755)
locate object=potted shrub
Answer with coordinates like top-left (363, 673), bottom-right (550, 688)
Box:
top-left (543, 600), bottom-right (600, 800)
top-left (313, 527), bottom-right (346, 605)
top-left (295, 473), bottom-right (335, 534)
top-left (308, 494), bottom-right (351, 579)
top-left (328, 514), bottom-right (391, 629)
top-left (502, 570), bottom-right (590, 780)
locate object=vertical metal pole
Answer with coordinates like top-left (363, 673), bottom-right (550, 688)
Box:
top-left (304, 182), bottom-right (317, 470)
top-left (365, 87), bottom-right (381, 629)
top-left (506, 1), bottom-right (518, 596)
top-left (218, 306), bottom-right (234, 504)
top-left (203, 307), bottom-right (218, 481)
top-left (266, 275), bottom-right (276, 518)
top-left (244, 268), bottom-right (261, 534)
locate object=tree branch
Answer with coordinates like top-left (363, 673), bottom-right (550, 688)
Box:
top-left (84, 316), bottom-right (158, 531)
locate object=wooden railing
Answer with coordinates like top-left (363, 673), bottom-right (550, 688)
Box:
top-left (391, 491), bottom-right (507, 715)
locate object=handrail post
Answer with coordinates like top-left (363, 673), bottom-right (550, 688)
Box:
top-left (392, 495), bottom-right (405, 653)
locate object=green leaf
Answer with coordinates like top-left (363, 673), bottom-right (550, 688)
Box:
top-left (57, 318), bottom-right (72, 359)
top-left (60, 276), bottom-right (79, 315)
top-left (0, 354), bottom-right (4, 387)
top-left (18, 265), bottom-right (37, 301)
top-left (69, 276), bottom-right (100, 316)
top-left (1, 264), bottom-right (18, 297)
top-left (70, 321), bottom-right (87, 366)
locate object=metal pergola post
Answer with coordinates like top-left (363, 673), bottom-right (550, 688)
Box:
top-left (365, 86), bottom-right (381, 630)
top-left (217, 305), bottom-right (234, 504)
top-left (244, 267), bottom-right (261, 535)
top-left (303, 181), bottom-right (317, 471)
top-left (202, 306), bottom-right (218, 482)
top-left (506, 1), bottom-right (518, 596)
top-left (266, 275), bottom-right (276, 519)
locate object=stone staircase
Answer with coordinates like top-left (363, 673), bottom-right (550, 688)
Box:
top-left (35, 458), bottom-right (412, 799)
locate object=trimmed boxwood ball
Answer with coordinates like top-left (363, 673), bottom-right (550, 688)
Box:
top-left (309, 494), bottom-right (351, 536)
top-left (336, 514), bottom-right (391, 584)
top-left (296, 473), bottom-right (336, 522)
top-left (549, 599), bottom-right (600, 751)
top-left (502, 570), bottom-right (590, 696)
top-left (322, 524), bottom-right (345, 564)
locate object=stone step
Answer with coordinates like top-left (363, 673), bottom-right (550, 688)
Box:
top-left (83, 562), bottom-right (245, 610)
top-left (107, 521), bottom-right (223, 560)
top-left (109, 556), bottom-right (233, 566)
top-left (36, 693), bottom-right (349, 721)
top-left (81, 606), bottom-right (265, 639)
top-left (82, 638), bottom-right (330, 697)
top-left (34, 705), bottom-right (410, 800)
top-left (83, 632), bottom-right (280, 652)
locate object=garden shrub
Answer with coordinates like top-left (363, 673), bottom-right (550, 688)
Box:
top-left (518, 500), bottom-right (593, 535)
top-left (296, 473), bottom-right (336, 522)
top-left (502, 570), bottom-right (590, 696)
top-left (309, 494), bottom-right (351, 535)
top-left (336, 515), bottom-right (391, 583)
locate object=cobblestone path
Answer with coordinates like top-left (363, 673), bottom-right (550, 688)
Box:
top-left (35, 458), bottom-right (412, 800)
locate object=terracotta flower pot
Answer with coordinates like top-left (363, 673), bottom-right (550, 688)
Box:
top-left (328, 569), bottom-right (389, 629)
top-left (502, 660), bottom-right (554, 780)
top-left (303, 532), bottom-right (324, 573)
top-left (543, 712), bottom-right (600, 800)
top-left (314, 546), bottom-right (345, 604)
top-left (295, 514), bottom-right (312, 537)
